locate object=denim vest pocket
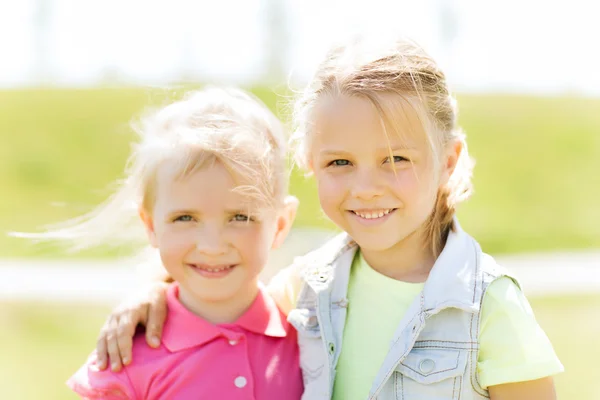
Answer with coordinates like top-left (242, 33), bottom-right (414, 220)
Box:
top-left (288, 308), bottom-right (327, 385)
top-left (394, 348), bottom-right (468, 400)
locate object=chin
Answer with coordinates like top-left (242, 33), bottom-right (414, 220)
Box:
top-left (194, 289), bottom-right (241, 304)
top-left (350, 234), bottom-right (403, 253)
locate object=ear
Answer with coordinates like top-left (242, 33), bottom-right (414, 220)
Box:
top-left (271, 196), bottom-right (299, 250)
top-left (440, 140), bottom-right (462, 185)
top-left (307, 159), bottom-right (314, 174)
top-left (139, 206), bottom-right (159, 248)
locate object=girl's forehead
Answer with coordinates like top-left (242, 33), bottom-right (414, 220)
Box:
top-left (313, 95), bottom-right (426, 150)
top-left (315, 95), bottom-right (377, 126)
top-left (155, 161), bottom-right (232, 197)
top-left (153, 159), bottom-right (275, 214)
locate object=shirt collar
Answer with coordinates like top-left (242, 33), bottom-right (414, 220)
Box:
top-left (162, 283), bottom-right (289, 353)
top-left (231, 283), bottom-right (288, 338)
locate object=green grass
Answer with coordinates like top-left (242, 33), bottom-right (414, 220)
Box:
top-left (1, 88), bottom-right (599, 258)
top-left (1, 294), bottom-right (597, 400)
top-left (457, 96), bottom-right (600, 253)
top-left (0, 301), bottom-right (112, 400)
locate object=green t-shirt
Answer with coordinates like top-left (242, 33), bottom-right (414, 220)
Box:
top-left (331, 251), bottom-right (423, 400)
top-left (330, 251), bottom-right (563, 400)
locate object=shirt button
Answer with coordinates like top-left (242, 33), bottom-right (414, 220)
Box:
top-left (228, 339), bottom-right (238, 346)
top-left (234, 376), bottom-right (247, 388)
top-left (419, 359), bottom-right (436, 374)
top-left (306, 316), bottom-right (318, 328)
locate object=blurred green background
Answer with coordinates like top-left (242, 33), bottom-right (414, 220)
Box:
top-left (2, 87), bottom-right (599, 399)
top-left (2, 88), bottom-right (599, 257)
top-left (3, 294), bottom-right (599, 400)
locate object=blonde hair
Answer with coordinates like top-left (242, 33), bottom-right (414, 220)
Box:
top-left (291, 36), bottom-right (474, 256)
top-left (27, 87), bottom-right (288, 252)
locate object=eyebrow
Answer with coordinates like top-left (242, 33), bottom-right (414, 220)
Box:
top-left (319, 145), bottom-right (416, 157)
top-left (319, 149), bottom-right (353, 157)
top-left (379, 145), bottom-right (417, 152)
top-left (165, 207), bottom-right (254, 216)
top-left (166, 209), bottom-right (199, 217)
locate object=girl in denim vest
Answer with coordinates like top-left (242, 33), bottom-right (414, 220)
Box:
top-left (93, 37), bottom-right (563, 400)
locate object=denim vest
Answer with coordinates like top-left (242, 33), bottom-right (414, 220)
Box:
top-left (287, 223), bottom-right (518, 400)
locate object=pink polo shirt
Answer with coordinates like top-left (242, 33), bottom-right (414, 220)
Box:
top-left (68, 284), bottom-right (303, 399)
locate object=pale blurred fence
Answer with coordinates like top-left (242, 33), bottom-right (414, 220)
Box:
top-left (1, 229), bottom-right (599, 304)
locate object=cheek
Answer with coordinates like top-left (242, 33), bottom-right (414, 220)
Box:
top-left (316, 174), bottom-right (346, 204)
top-left (229, 225), bottom-right (272, 264)
top-left (156, 226), bottom-right (196, 254)
top-left (386, 169), bottom-right (418, 196)
top-left (388, 167), bottom-right (437, 201)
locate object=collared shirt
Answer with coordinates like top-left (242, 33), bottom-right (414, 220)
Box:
top-left (68, 284), bottom-right (303, 400)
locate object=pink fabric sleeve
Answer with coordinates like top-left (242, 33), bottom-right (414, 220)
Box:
top-left (67, 353), bottom-right (137, 400)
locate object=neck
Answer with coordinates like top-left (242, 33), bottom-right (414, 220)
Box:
top-left (177, 280), bottom-right (260, 324)
top-left (360, 227), bottom-right (438, 283)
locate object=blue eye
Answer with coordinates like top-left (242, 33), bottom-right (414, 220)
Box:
top-left (174, 215), bottom-right (194, 222)
top-left (329, 159), bottom-right (351, 167)
top-left (232, 214), bottom-right (251, 222)
top-left (385, 156), bottom-right (408, 164)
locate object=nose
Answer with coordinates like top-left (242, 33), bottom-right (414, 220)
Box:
top-left (195, 226), bottom-right (228, 256)
top-left (350, 168), bottom-right (384, 201)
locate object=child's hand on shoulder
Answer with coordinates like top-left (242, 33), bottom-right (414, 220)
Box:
top-left (96, 281), bottom-right (170, 372)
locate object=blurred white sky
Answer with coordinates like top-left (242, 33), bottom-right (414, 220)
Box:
top-left (0, 0), bottom-right (598, 95)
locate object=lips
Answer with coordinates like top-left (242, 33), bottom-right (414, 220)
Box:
top-left (350, 208), bottom-right (396, 220)
top-left (190, 264), bottom-right (234, 272)
top-left (187, 263), bottom-right (237, 278)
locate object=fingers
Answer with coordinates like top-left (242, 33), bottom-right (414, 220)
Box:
top-left (116, 309), bottom-right (141, 366)
top-left (145, 284), bottom-right (168, 348)
top-left (93, 282), bottom-right (170, 371)
top-left (96, 320), bottom-right (111, 370)
top-left (96, 306), bottom-right (144, 371)
top-left (106, 317), bottom-right (124, 372)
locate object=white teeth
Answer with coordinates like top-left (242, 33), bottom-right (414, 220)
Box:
top-left (198, 265), bottom-right (232, 272)
top-left (354, 209), bottom-right (393, 219)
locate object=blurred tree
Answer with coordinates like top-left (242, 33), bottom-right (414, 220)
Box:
top-left (261, 0), bottom-right (288, 84)
top-left (33, 0), bottom-right (53, 85)
top-left (434, 0), bottom-right (460, 79)
top-left (437, 0), bottom-right (459, 46)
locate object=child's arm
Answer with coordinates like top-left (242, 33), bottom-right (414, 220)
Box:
top-left (95, 262), bottom-right (303, 371)
top-left (488, 377), bottom-right (557, 399)
top-left (68, 352), bottom-right (138, 399)
top-left (96, 280), bottom-right (170, 372)
top-left (478, 277), bottom-right (563, 399)
top-left (266, 262), bottom-right (304, 315)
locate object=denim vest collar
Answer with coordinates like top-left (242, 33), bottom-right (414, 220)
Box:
top-left (303, 219), bottom-right (480, 315)
top-left (422, 219), bottom-right (481, 314)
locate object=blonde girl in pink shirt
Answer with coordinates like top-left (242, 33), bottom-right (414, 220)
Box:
top-left (52, 87), bottom-right (303, 399)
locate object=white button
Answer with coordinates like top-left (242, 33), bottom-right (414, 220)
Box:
top-left (228, 339), bottom-right (238, 346)
top-left (234, 376), bottom-right (247, 388)
top-left (419, 359), bottom-right (436, 374)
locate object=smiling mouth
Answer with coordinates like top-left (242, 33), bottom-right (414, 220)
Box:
top-left (350, 208), bottom-right (397, 220)
top-left (189, 264), bottom-right (236, 272)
